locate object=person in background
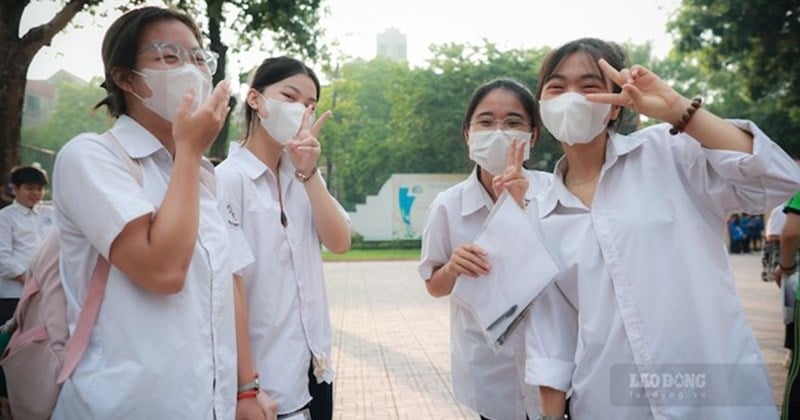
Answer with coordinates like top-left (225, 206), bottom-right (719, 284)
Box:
top-left (767, 202), bottom-right (794, 367)
top-left (50, 6), bottom-right (275, 419)
top-left (526, 37), bottom-right (800, 420)
top-left (748, 214), bottom-right (764, 252)
top-left (419, 77), bottom-right (551, 420)
top-left (216, 56), bottom-right (350, 420)
top-left (774, 192), bottom-right (800, 419)
top-left (0, 166), bottom-right (54, 323)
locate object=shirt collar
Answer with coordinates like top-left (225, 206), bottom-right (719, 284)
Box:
top-left (232, 146), bottom-right (296, 182)
top-left (460, 166), bottom-right (495, 216)
top-left (10, 200), bottom-right (35, 215)
top-left (538, 131), bottom-right (648, 218)
top-left (109, 115), bottom-right (167, 159)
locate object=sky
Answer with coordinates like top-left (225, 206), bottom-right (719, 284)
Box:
top-left (22, 0), bottom-right (683, 83)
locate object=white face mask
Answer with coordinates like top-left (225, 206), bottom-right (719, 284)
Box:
top-left (468, 129), bottom-right (531, 176)
top-left (132, 65), bottom-right (211, 123)
top-left (539, 92), bottom-right (611, 145)
top-left (258, 96), bottom-right (308, 145)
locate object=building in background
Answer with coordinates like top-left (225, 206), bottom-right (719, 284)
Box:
top-left (23, 69), bottom-right (86, 126)
top-left (376, 27), bottom-right (407, 62)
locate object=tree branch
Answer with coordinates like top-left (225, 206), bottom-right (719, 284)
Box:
top-left (19, 0), bottom-right (96, 61)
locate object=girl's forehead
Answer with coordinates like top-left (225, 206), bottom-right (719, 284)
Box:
top-left (553, 51), bottom-right (602, 76)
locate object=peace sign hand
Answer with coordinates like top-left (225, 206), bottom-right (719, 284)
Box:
top-left (492, 138), bottom-right (529, 209)
top-left (585, 58), bottom-right (691, 125)
top-left (285, 105), bottom-right (333, 174)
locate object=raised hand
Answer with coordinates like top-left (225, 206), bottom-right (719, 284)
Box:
top-left (586, 59), bottom-right (690, 125)
top-left (173, 80), bottom-right (231, 157)
top-left (445, 244), bottom-right (490, 278)
top-left (286, 105), bottom-right (333, 174)
top-left (492, 138), bottom-right (529, 208)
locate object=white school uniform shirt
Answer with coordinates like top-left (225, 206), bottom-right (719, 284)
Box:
top-left (52, 115), bottom-right (249, 420)
top-left (419, 167), bottom-right (551, 419)
top-left (766, 203), bottom-right (788, 238)
top-left (216, 146), bottom-right (348, 415)
top-left (525, 121), bottom-right (800, 420)
top-left (0, 200), bottom-right (55, 297)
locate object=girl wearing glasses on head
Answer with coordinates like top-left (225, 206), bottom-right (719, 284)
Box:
top-left (526, 37), bottom-right (800, 420)
top-left (418, 78), bottom-right (551, 420)
top-left (50, 6), bottom-right (274, 420)
top-left (215, 56), bottom-right (350, 420)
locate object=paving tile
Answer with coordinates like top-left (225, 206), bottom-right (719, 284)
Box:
top-left (324, 254), bottom-right (785, 418)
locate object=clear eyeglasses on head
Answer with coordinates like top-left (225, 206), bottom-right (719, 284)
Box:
top-left (138, 41), bottom-right (219, 75)
top-left (470, 115), bottom-right (531, 132)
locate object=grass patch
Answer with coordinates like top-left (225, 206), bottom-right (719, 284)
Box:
top-left (322, 248), bottom-right (420, 262)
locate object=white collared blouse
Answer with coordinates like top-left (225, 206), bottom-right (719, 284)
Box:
top-left (0, 200), bottom-right (55, 297)
top-left (216, 146), bottom-right (348, 415)
top-left (525, 121), bottom-right (800, 420)
top-left (52, 115), bottom-right (245, 419)
top-left (419, 167), bottom-right (551, 419)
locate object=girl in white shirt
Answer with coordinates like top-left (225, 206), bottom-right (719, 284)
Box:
top-left (216, 56), bottom-right (351, 420)
top-left (528, 37), bottom-right (800, 420)
top-left (419, 78), bottom-right (551, 420)
top-left (52, 7), bottom-right (273, 420)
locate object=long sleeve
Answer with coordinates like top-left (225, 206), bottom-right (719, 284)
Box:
top-left (0, 212), bottom-right (26, 280)
top-left (672, 120), bottom-right (800, 217)
top-left (525, 277), bottom-right (578, 392)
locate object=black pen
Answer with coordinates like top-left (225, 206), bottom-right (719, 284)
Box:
top-left (487, 304), bottom-right (517, 331)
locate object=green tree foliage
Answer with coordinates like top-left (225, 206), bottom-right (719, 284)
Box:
top-left (22, 79), bottom-right (111, 150)
top-left (669, 0), bottom-right (800, 154)
top-left (20, 79), bottom-right (111, 179)
top-left (317, 42), bottom-right (556, 210)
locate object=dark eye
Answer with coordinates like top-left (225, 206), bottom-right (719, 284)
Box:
top-left (505, 120), bottom-right (527, 130)
top-left (546, 84), bottom-right (564, 91)
top-left (162, 54), bottom-right (180, 64)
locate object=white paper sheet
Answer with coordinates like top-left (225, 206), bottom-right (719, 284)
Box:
top-left (451, 192), bottom-right (560, 351)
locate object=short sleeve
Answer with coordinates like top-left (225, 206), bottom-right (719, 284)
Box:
top-left (418, 195), bottom-right (451, 281)
top-left (53, 134), bottom-right (155, 258)
top-left (215, 164), bottom-right (254, 275)
top-left (784, 192), bottom-right (800, 215)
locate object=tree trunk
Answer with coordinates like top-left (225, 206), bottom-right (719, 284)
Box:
top-left (206, 0), bottom-right (232, 159)
top-left (0, 0), bottom-right (94, 204)
top-left (0, 64), bottom-right (28, 206)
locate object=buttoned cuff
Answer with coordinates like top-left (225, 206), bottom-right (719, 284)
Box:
top-left (703, 120), bottom-right (772, 180)
top-left (525, 357), bottom-right (574, 392)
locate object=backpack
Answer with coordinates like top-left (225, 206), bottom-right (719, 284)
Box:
top-left (0, 132), bottom-right (142, 419)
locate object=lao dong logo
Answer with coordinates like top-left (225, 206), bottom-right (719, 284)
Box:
top-left (630, 372), bottom-right (707, 389)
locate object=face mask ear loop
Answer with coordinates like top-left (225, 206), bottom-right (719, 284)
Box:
top-left (129, 70), bottom-right (151, 106)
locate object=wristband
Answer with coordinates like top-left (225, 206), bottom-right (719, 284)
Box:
top-left (780, 262), bottom-right (798, 271)
top-left (237, 373), bottom-right (260, 393)
top-left (237, 390), bottom-right (258, 400)
top-left (294, 166), bottom-right (318, 183)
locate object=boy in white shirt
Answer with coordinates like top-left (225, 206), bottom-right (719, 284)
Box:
top-left (0, 166), bottom-right (54, 322)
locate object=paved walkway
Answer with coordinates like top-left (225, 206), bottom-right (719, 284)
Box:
top-left (325, 253), bottom-right (787, 419)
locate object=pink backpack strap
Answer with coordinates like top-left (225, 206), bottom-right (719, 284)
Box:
top-left (55, 130), bottom-right (141, 384)
top-left (56, 256), bottom-right (110, 384)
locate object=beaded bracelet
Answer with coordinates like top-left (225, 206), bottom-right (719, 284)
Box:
top-left (237, 390), bottom-right (259, 400)
top-left (669, 97), bottom-right (703, 135)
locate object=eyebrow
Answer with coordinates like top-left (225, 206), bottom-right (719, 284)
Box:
top-left (545, 73), bottom-right (605, 84)
top-left (282, 85), bottom-right (317, 103)
top-left (474, 111), bottom-right (527, 119)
